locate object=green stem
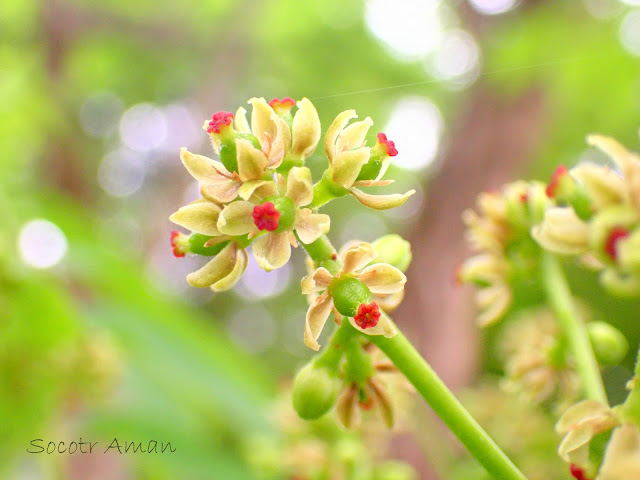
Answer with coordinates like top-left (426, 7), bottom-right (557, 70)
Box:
top-left (301, 234), bottom-right (527, 480)
top-left (541, 252), bottom-right (607, 403)
top-left (371, 318), bottom-right (527, 480)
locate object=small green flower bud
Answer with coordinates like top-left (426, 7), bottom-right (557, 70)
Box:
top-left (371, 234), bottom-right (412, 272)
top-left (292, 362), bottom-right (342, 420)
top-left (588, 321), bottom-right (629, 365)
top-left (329, 276), bottom-right (371, 317)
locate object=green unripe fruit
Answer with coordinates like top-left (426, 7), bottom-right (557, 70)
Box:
top-left (356, 156), bottom-right (383, 181)
top-left (372, 234), bottom-right (412, 272)
top-left (188, 234), bottom-right (228, 256)
top-left (329, 276), bottom-right (371, 317)
top-left (263, 195), bottom-right (296, 232)
top-left (292, 362), bottom-right (342, 420)
top-left (588, 321), bottom-right (629, 365)
top-left (219, 141), bottom-right (238, 173)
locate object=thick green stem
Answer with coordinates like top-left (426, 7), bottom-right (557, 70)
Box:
top-left (300, 233), bottom-right (527, 480)
top-left (541, 252), bottom-right (607, 403)
top-left (371, 318), bottom-right (527, 480)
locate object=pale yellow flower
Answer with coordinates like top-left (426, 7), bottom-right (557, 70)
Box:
top-left (301, 242), bottom-right (405, 351)
top-left (556, 400), bottom-right (619, 467)
top-left (323, 110), bottom-right (415, 210)
top-left (216, 167), bottom-right (330, 271)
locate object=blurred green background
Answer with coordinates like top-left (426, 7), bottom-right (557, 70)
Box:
top-left (2, 0), bottom-right (640, 478)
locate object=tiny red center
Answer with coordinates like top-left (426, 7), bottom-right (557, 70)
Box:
top-left (207, 111), bottom-right (234, 134)
top-left (569, 464), bottom-right (590, 480)
top-left (269, 97), bottom-right (295, 112)
top-left (377, 132), bottom-right (398, 157)
top-left (354, 302), bottom-right (381, 329)
top-left (604, 226), bottom-right (630, 261)
top-left (170, 230), bottom-right (186, 258)
top-left (546, 165), bottom-right (569, 198)
top-left (252, 202), bottom-right (280, 231)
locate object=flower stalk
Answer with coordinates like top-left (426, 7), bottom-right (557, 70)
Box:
top-left (541, 252), bottom-right (608, 404)
top-left (302, 233), bottom-right (527, 480)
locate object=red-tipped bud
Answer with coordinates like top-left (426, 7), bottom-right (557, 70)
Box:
top-left (354, 302), bottom-right (381, 329)
top-left (569, 464), bottom-right (590, 480)
top-left (206, 111), bottom-right (234, 134)
top-left (269, 97), bottom-right (295, 112)
top-left (546, 165), bottom-right (569, 198)
top-left (170, 230), bottom-right (188, 258)
top-left (252, 202), bottom-right (280, 231)
top-left (376, 133), bottom-right (398, 157)
top-left (604, 226), bottom-right (630, 261)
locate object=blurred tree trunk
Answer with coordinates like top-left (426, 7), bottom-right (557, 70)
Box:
top-left (391, 84), bottom-right (547, 479)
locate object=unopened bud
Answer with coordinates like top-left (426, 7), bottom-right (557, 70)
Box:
top-left (292, 362), bottom-right (342, 420)
top-left (371, 234), bottom-right (412, 272)
top-left (588, 321), bottom-right (629, 365)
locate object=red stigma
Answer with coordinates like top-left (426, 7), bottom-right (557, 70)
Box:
top-left (207, 111), bottom-right (234, 134)
top-left (519, 192), bottom-right (528, 203)
top-left (569, 464), bottom-right (590, 480)
top-left (170, 230), bottom-right (186, 258)
top-left (377, 133), bottom-right (398, 157)
top-left (604, 226), bottom-right (630, 261)
top-left (546, 165), bottom-right (569, 198)
top-left (252, 202), bottom-right (280, 231)
top-left (354, 302), bottom-right (381, 329)
top-left (269, 97), bottom-right (295, 111)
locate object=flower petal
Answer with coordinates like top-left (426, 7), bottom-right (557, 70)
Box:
top-left (200, 181), bottom-right (241, 204)
top-left (571, 162), bottom-right (626, 209)
top-left (180, 148), bottom-right (229, 184)
top-left (350, 188), bottom-right (416, 211)
top-left (348, 311), bottom-right (396, 338)
top-left (355, 264), bottom-right (407, 294)
top-left (531, 207), bottom-right (589, 255)
top-left (291, 98), bottom-right (321, 158)
top-left (304, 291), bottom-right (334, 351)
top-left (238, 179), bottom-right (273, 201)
top-left (169, 202), bottom-right (222, 236)
top-left (301, 267), bottom-right (334, 295)
top-left (217, 200), bottom-right (255, 236)
top-left (186, 242), bottom-right (240, 288)
top-left (211, 247), bottom-right (248, 292)
top-left (295, 209), bottom-right (330, 244)
top-left (234, 106), bottom-right (251, 134)
top-left (340, 242), bottom-right (377, 273)
top-left (236, 138), bottom-right (268, 182)
top-left (556, 400), bottom-right (613, 434)
top-left (252, 231), bottom-right (291, 271)
top-left (332, 147), bottom-right (371, 189)
top-left (268, 115), bottom-right (291, 167)
top-left (324, 109), bottom-right (356, 162)
top-left (248, 97), bottom-right (278, 152)
top-left (336, 117), bottom-right (373, 154)
top-left (475, 284), bottom-right (511, 327)
top-left (286, 166), bottom-right (314, 207)
top-left (598, 425), bottom-right (640, 480)
top-left (375, 290), bottom-right (405, 312)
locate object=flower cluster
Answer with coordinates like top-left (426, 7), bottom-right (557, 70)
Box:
top-left (533, 134), bottom-right (640, 295)
top-left (170, 97), bottom-right (416, 429)
top-left (498, 307), bottom-right (581, 410)
top-left (170, 97), bottom-right (412, 294)
top-left (459, 181), bottom-right (551, 326)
